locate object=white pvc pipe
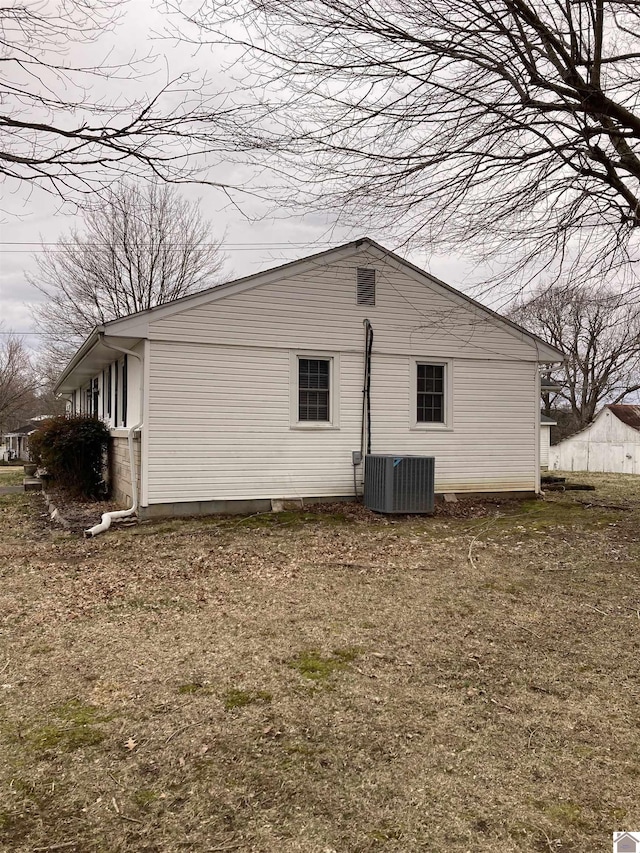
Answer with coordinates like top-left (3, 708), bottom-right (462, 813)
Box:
top-left (85, 506), bottom-right (137, 538)
top-left (85, 337), bottom-right (144, 538)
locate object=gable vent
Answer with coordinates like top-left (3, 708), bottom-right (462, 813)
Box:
top-left (357, 267), bottom-right (376, 306)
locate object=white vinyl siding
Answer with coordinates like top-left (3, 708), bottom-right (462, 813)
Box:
top-left (370, 355), bottom-right (537, 493)
top-left (55, 243), bottom-right (562, 510)
top-left (145, 342), bottom-right (538, 503)
top-left (148, 249), bottom-right (540, 363)
top-left (142, 247), bottom-right (543, 504)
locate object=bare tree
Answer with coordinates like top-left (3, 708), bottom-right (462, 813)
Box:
top-left (0, 329), bottom-right (38, 434)
top-left (30, 182), bottom-right (226, 362)
top-left (170, 0), bottom-right (640, 287)
top-left (0, 0), bottom-right (252, 200)
top-left (511, 285), bottom-right (640, 432)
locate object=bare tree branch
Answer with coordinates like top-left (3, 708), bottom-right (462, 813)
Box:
top-left (0, 327), bottom-right (38, 433)
top-left (29, 181), bottom-right (226, 363)
top-left (510, 283), bottom-right (640, 431)
top-left (0, 0), bottom-right (260, 200)
top-left (167, 0), bottom-right (640, 288)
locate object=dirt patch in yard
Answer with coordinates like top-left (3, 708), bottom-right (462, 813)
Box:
top-left (42, 489), bottom-right (520, 538)
top-left (0, 475), bottom-right (639, 852)
top-left (41, 489), bottom-right (125, 534)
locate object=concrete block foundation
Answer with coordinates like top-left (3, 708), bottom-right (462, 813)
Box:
top-left (136, 491), bottom-right (538, 520)
top-left (109, 435), bottom-right (141, 508)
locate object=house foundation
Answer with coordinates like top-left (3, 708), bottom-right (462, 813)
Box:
top-left (136, 491), bottom-right (538, 520)
top-left (110, 435), bottom-right (141, 507)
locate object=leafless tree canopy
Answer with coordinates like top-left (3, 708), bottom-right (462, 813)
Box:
top-left (174, 0), bottom-right (640, 286)
top-left (30, 182), bottom-right (226, 363)
top-left (511, 285), bottom-right (640, 430)
top-left (0, 329), bottom-right (38, 433)
top-left (0, 0), bottom-right (252, 200)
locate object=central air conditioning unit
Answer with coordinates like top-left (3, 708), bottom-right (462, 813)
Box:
top-left (364, 454), bottom-right (435, 514)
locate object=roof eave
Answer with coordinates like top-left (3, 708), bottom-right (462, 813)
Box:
top-left (53, 327), bottom-right (104, 395)
top-left (53, 237), bottom-right (566, 387)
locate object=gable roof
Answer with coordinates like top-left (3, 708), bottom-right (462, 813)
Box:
top-left (54, 238), bottom-right (564, 393)
top-left (551, 403), bottom-right (640, 446)
top-left (607, 404), bottom-right (640, 432)
top-left (4, 424), bottom-right (38, 436)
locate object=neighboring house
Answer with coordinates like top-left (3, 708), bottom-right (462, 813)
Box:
top-left (2, 417), bottom-right (51, 461)
top-left (3, 424), bottom-right (35, 461)
top-left (54, 239), bottom-right (563, 518)
top-left (540, 375), bottom-right (562, 396)
top-left (540, 413), bottom-right (556, 470)
top-left (549, 405), bottom-right (640, 474)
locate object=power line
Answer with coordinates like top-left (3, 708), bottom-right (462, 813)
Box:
top-left (0, 241), bottom-right (339, 252)
top-left (0, 241), bottom-right (337, 245)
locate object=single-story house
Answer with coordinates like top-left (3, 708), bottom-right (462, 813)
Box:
top-left (2, 424), bottom-right (35, 461)
top-left (2, 417), bottom-right (51, 461)
top-left (54, 238), bottom-right (563, 518)
top-left (540, 413), bottom-right (556, 469)
top-left (549, 404), bottom-right (640, 474)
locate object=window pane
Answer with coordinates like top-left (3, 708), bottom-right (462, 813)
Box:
top-left (417, 364), bottom-right (445, 423)
top-left (299, 359), bottom-right (330, 421)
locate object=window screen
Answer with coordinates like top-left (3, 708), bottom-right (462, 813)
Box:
top-left (299, 358), bottom-right (330, 421)
top-left (357, 267), bottom-right (376, 305)
top-left (417, 364), bottom-right (445, 423)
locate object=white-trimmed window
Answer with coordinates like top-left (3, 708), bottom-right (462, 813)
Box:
top-left (411, 359), bottom-right (452, 430)
top-left (291, 353), bottom-right (339, 429)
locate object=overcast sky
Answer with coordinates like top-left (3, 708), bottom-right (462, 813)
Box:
top-left (0, 0), bottom-right (490, 353)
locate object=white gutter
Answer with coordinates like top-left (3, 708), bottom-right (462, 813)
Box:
top-left (85, 336), bottom-right (144, 538)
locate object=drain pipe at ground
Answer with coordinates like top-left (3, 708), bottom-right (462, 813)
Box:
top-left (85, 337), bottom-right (144, 538)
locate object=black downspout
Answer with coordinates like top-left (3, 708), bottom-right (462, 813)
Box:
top-left (361, 319), bottom-right (374, 457)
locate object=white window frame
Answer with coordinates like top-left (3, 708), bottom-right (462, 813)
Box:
top-left (290, 351), bottom-right (340, 430)
top-left (410, 357), bottom-right (453, 431)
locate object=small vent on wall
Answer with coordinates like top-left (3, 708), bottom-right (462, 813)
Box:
top-left (357, 267), bottom-right (376, 306)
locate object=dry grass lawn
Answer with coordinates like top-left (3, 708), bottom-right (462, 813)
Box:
top-left (0, 465), bottom-right (25, 487)
top-left (1, 473), bottom-right (639, 853)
